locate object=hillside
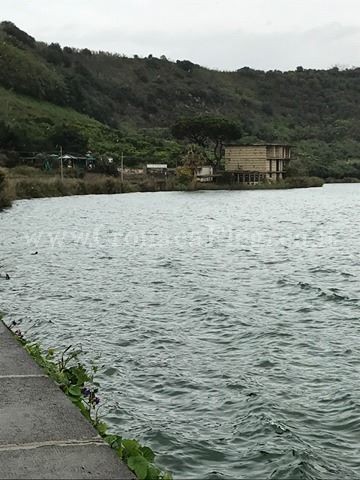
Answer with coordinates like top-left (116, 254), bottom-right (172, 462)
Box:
top-left (1, 21), bottom-right (360, 178)
top-left (0, 86), bottom-right (182, 165)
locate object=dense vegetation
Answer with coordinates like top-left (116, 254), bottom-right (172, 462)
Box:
top-left (172, 116), bottom-right (242, 167)
top-left (0, 21), bottom-right (360, 179)
top-left (0, 167), bottom-right (11, 208)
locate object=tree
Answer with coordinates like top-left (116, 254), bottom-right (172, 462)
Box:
top-left (172, 116), bottom-right (242, 168)
top-left (0, 168), bottom-right (11, 209)
top-left (45, 43), bottom-right (65, 65)
top-left (0, 21), bottom-right (35, 48)
top-left (50, 124), bottom-right (89, 153)
top-left (80, 48), bottom-right (92, 56)
top-left (176, 60), bottom-right (198, 73)
top-left (182, 144), bottom-right (206, 170)
top-left (0, 121), bottom-right (16, 148)
top-left (0, 120), bottom-right (30, 150)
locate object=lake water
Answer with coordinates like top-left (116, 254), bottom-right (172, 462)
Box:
top-left (1, 184), bottom-right (359, 479)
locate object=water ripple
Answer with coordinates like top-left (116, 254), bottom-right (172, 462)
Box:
top-left (1, 184), bottom-right (360, 479)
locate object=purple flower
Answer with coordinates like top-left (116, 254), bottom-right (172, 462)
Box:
top-left (81, 387), bottom-right (91, 397)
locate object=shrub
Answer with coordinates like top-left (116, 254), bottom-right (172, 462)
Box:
top-left (176, 166), bottom-right (193, 183)
top-left (284, 176), bottom-right (324, 188)
top-left (0, 168), bottom-right (12, 208)
top-left (0, 153), bottom-right (9, 167)
top-left (10, 165), bottom-right (43, 177)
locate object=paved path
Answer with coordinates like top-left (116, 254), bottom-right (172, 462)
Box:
top-left (0, 321), bottom-right (135, 479)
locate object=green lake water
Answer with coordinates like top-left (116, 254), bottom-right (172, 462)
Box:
top-left (1, 184), bottom-right (359, 479)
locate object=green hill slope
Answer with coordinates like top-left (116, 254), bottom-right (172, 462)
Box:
top-left (0, 21), bottom-right (360, 178)
top-left (0, 85), bottom-right (111, 149)
top-left (0, 86), bottom-right (181, 164)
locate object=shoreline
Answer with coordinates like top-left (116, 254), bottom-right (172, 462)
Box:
top-left (0, 320), bottom-right (135, 479)
top-left (3, 166), bottom-right (360, 211)
top-left (1, 319), bottom-right (171, 480)
top-left (0, 169), bottom-right (327, 209)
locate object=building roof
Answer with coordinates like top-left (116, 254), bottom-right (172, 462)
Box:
top-left (225, 143), bottom-right (292, 148)
top-left (146, 164), bottom-right (167, 169)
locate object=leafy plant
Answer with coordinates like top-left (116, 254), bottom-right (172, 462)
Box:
top-left (12, 327), bottom-right (171, 480)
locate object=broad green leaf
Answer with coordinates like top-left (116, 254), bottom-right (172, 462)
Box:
top-left (141, 446), bottom-right (155, 463)
top-left (105, 434), bottom-right (122, 448)
top-left (96, 422), bottom-right (108, 436)
top-left (122, 439), bottom-right (140, 456)
top-left (162, 472), bottom-right (173, 480)
top-left (68, 385), bottom-right (82, 397)
top-left (127, 455), bottom-right (148, 480)
top-left (46, 348), bottom-right (55, 358)
top-left (147, 464), bottom-right (161, 480)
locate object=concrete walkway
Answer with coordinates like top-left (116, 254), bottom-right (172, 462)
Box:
top-left (0, 321), bottom-right (135, 479)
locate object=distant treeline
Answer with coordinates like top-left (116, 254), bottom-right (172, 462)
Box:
top-left (0, 21), bottom-right (360, 179)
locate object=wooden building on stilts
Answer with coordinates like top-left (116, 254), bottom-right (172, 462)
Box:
top-left (224, 144), bottom-right (291, 185)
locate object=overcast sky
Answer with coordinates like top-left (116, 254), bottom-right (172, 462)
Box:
top-left (2, 0), bottom-right (360, 71)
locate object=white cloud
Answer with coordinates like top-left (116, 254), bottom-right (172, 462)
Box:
top-left (2, 0), bottom-right (360, 70)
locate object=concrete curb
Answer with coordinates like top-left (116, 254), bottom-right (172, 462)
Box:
top-left (0, 321), bottom-right (135, 479)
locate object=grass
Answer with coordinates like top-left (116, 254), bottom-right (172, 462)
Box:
top-left (2, 167), bottom-right (325, 206)
top-left (4, 167), bottom-right (138, 200)
top-left (0, 86), bottom-right (120, 153)
top-left (0, 85), bottom-right (184, 165)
